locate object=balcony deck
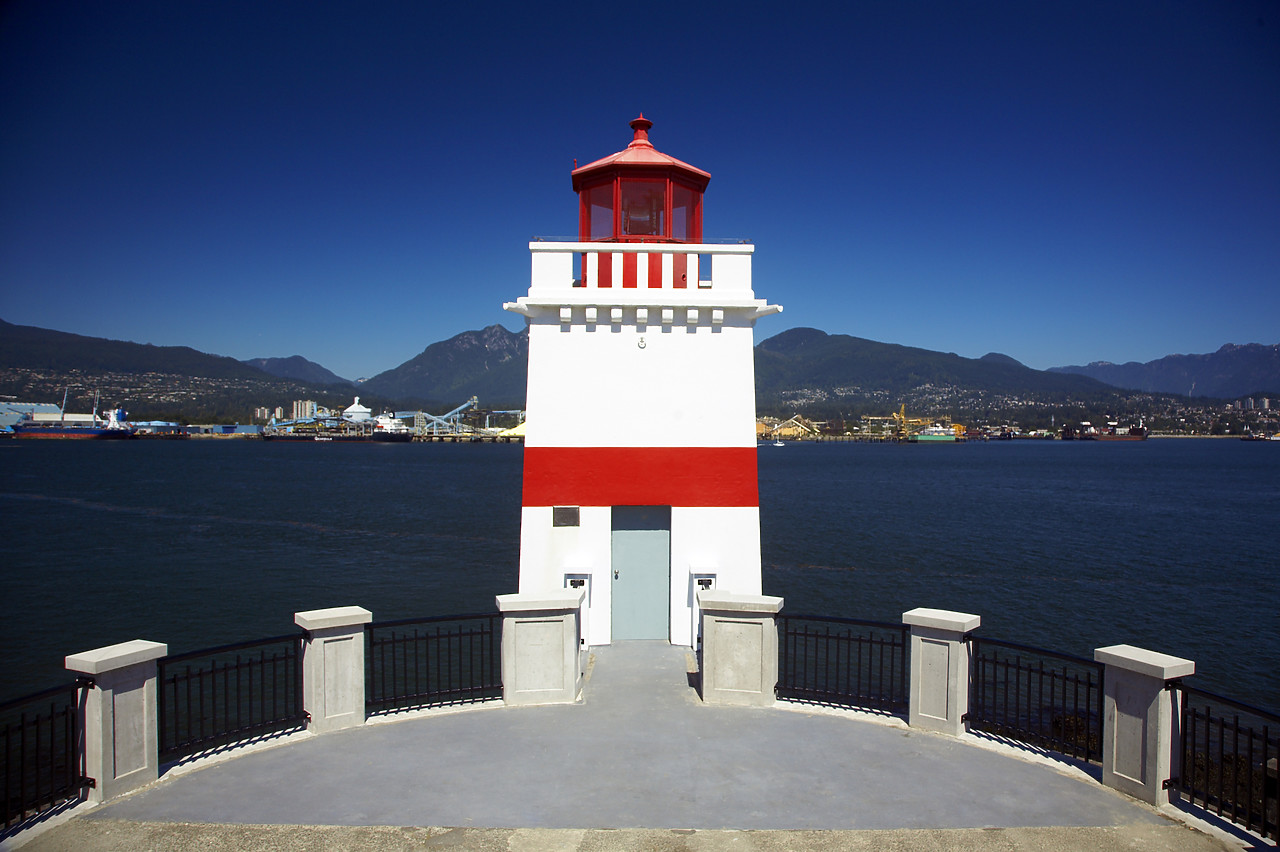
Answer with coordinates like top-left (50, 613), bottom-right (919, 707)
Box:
top-left (15, 642), bottom-right (1236, 852)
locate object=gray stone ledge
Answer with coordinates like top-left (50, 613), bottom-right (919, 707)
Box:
top-left (65, 640), bottom-right (168, 675)
top-left (696, 590), bottom-right (783, 613)
top-left (902, 607), bottom-right (981, 634)
top-left (294, 606), bottom-right (372, 632)
top-left (1094, 644), bottom-right (1194, 680)
top-left (496, 591), bottom-right (585, 612)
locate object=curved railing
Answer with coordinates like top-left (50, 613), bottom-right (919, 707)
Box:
top-left (776, 615), bottom-right (908, 713)
top-left (966, 637), bottom-right (1104, 764)
top-left (1170, 684), bottom-right (1279, 842)
top-left (3, 607), bottom-right (1276, 846)
top-left (1, 680), bottom-right (92, 831)
top-left (365, 613), bottom-right (501, 715)
top-left (157, 634), bottom-right (306, 764)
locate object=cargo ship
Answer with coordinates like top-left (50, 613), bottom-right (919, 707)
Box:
top-left (11, 392), bottom-right (135, 439)
top-left (1068, 420), bottom-right (1148, 441)
top-left (908, 425), bottom-right (962, 443)
top-left (261, 412), bottom-right (413, 443)
top-left (261, 429), bottom-right (369, 442)
top-left (371, 413), bottom-right (413, 442)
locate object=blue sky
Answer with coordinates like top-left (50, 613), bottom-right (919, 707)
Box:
top-left (2, 1), bottom-right (1276, 381)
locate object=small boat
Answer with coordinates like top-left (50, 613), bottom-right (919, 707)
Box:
top-left (773, 440), bottom-right (785, 447)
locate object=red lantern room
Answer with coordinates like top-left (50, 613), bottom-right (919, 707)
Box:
top-left (572, 115), bottom-right (709, 243)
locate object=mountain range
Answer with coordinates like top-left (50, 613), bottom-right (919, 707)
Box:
top-left (1050, 344), bottom-right (1280, 399)
top-left (0, 317), bottom-right (269, 381)
top-left (3, 317), bottom-right (1276, 421)
top-left (338, 325), bottom-right (1279, 412)
top-left (242, 355), bottom-right (350, 388)
top-left (291, 325), bottom-right (1115, 413)
top-left (359, 325), bottom-right (529, 406)
top-left (753, 328), bottom-right (1108, 405)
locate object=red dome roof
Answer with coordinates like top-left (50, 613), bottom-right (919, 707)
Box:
top-left (571, 115), bottom-right (710, 192)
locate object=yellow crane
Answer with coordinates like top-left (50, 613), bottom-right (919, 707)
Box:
top-left (891, 404), bottom-right (933, 439)
top-left (862, 405), bottom-right (964, 439)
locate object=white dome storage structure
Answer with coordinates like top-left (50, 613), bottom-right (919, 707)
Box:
top-left (343, 397), bottom-right (372, 422)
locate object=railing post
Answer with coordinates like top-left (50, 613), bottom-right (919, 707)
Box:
top-left (697, 591), bottom-right (783, 707)
top-left (495, 591), bottom-right (585, 706)
top-left (64, 639), bottom-right (167, 803)
top-left (294, 606), bottom-right (372, 734)
top-left (1094, 644), bottom-right (1194, 806)
top-left (902, 608), bottom-right (980, 736)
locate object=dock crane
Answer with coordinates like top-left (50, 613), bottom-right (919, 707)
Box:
top-left (891, 404), bottom-right (934, 439)
top-left (861, 405), bottom-right (954, 439)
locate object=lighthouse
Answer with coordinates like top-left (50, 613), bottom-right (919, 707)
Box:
top-left (504, 116), bottom-right (781, 647)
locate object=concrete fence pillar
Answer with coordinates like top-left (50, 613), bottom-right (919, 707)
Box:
top-left (697, 590), bottom-right (783, 707)
top-left (496, 591), bottom-right (585, 706)
top-left (903, 607), bottom-right (980, 737)
top-left (65, 639), bottom-right (168, 803)
top-left (295, 606), bottom-right (372, 734)
top-left (1094, 644), bottom-right (1195, 806)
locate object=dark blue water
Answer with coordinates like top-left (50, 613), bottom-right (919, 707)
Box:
top-left (2, 439), bottom-right (1277, 710)
top-left (760, 440), bottom-right (1279, 712)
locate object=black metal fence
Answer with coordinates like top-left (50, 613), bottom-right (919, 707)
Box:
top-left (776, 615), bottom-right (909, 714)
top-left (157, 634), bottom-right (306, 763)
top-left (1170, 683), bottom-right (1279, 842)
top-left (366, 613), bottom-right (501, 715)
top-left (1, 681), bottom-right (92, 831)
top-left (967, 637), bottom-right (1104, 763)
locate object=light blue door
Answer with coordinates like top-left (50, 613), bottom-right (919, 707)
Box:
top-left (611, 506), bottom-right (671, 641)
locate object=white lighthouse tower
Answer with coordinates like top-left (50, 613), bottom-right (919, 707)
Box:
top-left (504, 116), bottom-right (781, 647)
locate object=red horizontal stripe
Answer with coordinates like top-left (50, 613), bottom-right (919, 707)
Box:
top-left (522, 447), bottom-right (758, 507)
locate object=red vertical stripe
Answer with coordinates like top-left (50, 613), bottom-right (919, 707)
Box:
top-left (622, 252), bottom-right (637, 288)
top-left (673, 253), bottom-right (687, 289)
top-left (648, 252), bottom-right (663, 288)
top-left (597, 252), bottom-right (612, 288)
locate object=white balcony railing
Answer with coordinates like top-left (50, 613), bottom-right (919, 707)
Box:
top-left (528, 241), bottom-right (754, 295)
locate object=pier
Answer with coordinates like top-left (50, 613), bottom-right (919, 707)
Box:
top-left (9, 642), bottom-right (1238, 852)
top-left (5, 605), bottom-right (1271, 852)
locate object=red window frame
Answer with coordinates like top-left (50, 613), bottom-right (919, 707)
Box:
top-left (577, 170), bottom-right (704, 244)
top-left (619, 177), bottom-right (667, 241)
top-left (579, 181), bottom-right (616, 242)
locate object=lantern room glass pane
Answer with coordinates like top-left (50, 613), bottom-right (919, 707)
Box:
top-left (586, 183), bottom-right (613, 240)
top-left (672, 184), bottom-right (696, 242)
top-left (621, 179), bottom-right (665, 237)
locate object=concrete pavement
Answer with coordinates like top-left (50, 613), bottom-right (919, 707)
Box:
top-left (6, 642), bottom-right (1250, 851)
top-left (15, 821), bottom-right (1235, 851)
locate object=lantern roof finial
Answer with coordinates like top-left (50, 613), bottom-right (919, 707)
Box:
top-left (628, 114), bottom-right (653, 148)
top-left (571, 115), bottom-right (710, 192)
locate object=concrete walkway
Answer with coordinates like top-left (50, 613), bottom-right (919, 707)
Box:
top-left (8, 643), bottom-right (1246, 851)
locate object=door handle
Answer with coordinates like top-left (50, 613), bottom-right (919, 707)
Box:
top-left (614, 570), bottom-right (619, 580)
